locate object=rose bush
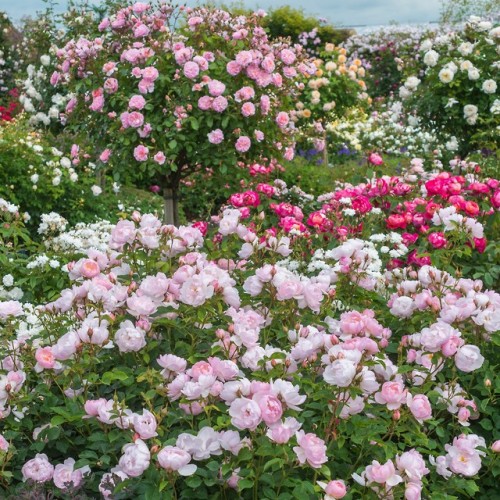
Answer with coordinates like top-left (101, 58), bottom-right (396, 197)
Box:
top-left (51, 2), bottom-right (315, 223)
top-left (0, 157), bottom-right (498, 498)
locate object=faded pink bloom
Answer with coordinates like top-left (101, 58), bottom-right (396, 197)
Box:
top-left (229, 397), bottom-right (262, 430)
top-left (22, 454), bottom-right (54, 483)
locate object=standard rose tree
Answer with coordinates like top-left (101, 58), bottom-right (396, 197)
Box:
top-left (52, 3), bottom-right (315, 223)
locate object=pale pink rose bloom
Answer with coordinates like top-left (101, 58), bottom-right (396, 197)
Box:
top-left (84, 398), bottom-right (107, 417)
top-left (127, 111), bottom-right (144, 128)
top-left (22, 454), bottom-right (54, 483)
top-left (407, 394), bottom-right (432, 423)
top-left (114, 320), bottom-right (146, 352)
top-left (133, 410), bottom-right (158, 439)
top-left (253, 393), bottom-right (283, 425)
top-left (179, 276), bottom-right (214, 306)
top-left (229, 397), bottom-right (262, 430)
top-left (157, 446), bottom-right (197, 476)
top-left (405, 482), bottom-right (422, 500)
top-left (266, 417), bottom-right (301, 444)
top-left (129, 95), bottom-right (146, 110)
top-left (133, 145), bottom-right (149, 162)
top-left (134, 24), bottom-right (149, 37)
top-left (183, 61), bottom-right (200, 79)
top-left (323, 359), bottom-right (356, 387)
top-left (365, 459), bottom-right (403, 486)
top-left (126, 295), bottom-right (157, 317)
top-left (190, 361), bottom-right (214, 381)
top-left (132, 2), bottom-right (150, 13)
top-left (208, 357), bottom-right (239, 381)
top-left (227, 61), bottom-right (242, 76)
top-left (219, 430), bottom-right (244, 455)
top-left (254, 130), bottom-right (265, 141)
top-left (375, 381), bottom-right (407, 409)
top-left (271, 379), bottom-right (306, 410)
top-left (396, 449), bottom-right (429, 482)
top-left (276, 280), bottom-right (303, 300)
top-left (80, 259), bottom-right (101, 278)
top-left (390, 296), bottom-right (415, 318)
top-left (52, 330), bottom-right (80, 361)
top-left (53, 458), bottom-right (90, 490)
top-left (212, 96), bottom-right (228, 113)
top-left (104, 77), bottom-right (118, 93)
top-left (111, 220), bottom-right (136, 247)
top-left (99, 148), bottom-right (112, 163)
top-left (35, 347), bottom-right (56, 369)
top-left (99, 468), bottom-right (128, 498)
top-left (324, 479), bottom-right (347, 498)
top-left (118, 439), bottom-right (150, 477)
top-left (0, 300), bottom-right (23, 319)
top-left (208, 129), bottom-right (224, 144)
top-left (208, 80), bottom-right (226, 96)
top-left (157, 354), bottom-right (187, 376)
top-left (142, 67), bottom-right (159, 81)
top-left (276, 111), bottom-right (289, 128)
top-left (455, 345), bottom-right (484, 372)
top-left (280, 48), bottom-right (296, 65)
top-left (491, 440), bottom-right (500, 453)
top-left (293, 431), bottom-right (327, 468)
top-left (241, 102), bottom-right (256, 117)
top-left (153, 151), bottom-right (166, 164)
top-left (0, 434), bottom-right (9, 451)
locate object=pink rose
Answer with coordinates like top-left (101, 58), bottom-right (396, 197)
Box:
top-left (142, 67), bottom-right (159, 81)
top-left (280, 48), bottom-right (296, 65)
top-left (129, 95), bottom-right (146, 110)
top-left (134, 145), bottom-right (149, 162)
top-left (157, 446), bottom-right (197, 476)
top-left (227, 61), bottom-right (242, 76)
top-left (368, 152), bottom-right (384, 165)
top-left (53, 458), bottom-right (90, 490)
top-left (127, 111), bottom-right (144, 128)
top-left (235, 136), bottom-right (251, 153)
top-left (241, 102), bottom-right (256, 117)
top-left (212, 96), bottom-right (228, 113)
top-left (253, 393), bottom-right (283, 425)
top-left (183, 61), bottom-right (200, 79)
top-left (266, 417), bottom-right (301, 444)
top-left (35, 347), bottom-right (56, 369)
top-left (0, 300), bottom-right (23, 319)
top-left (407, 394), bottom-right (432, 423)
top-left (133, 410), bottom-right (158, 439)
top-left (293, 431), bottom-right (328, 468)
top-left (114, 320), bottom-right (146, 352)
top-left (208, 80), bottom-right (226, 96)
top-left (118, 439), bottom-right (150, 477)
top-left (0, 434), bottom-right (9, 452)
top-left (365, 459), bottom-right (402, 486)
top-left (375, 381), bottom-right (407, 410)
top-left (104, 78), bottom-right (118, 94)
top-left (111, 220), bottom-right (136, 247)
top-left (229, 397), bottom-right (262, 430)
top-left (154, 151), bottom-right (166, 164)
top-left (208, 129), bottom-right (224, 144)
top-left (324, 480), bottom-right (347, 498)
top-left (80, 259), bottom-right (101, 278)
top-left (99, 148), bottom-right (112, 163)
top-left (276, 112), bottom-right (290, 128)
top-left (22, 454), bottom-right (54, 483)
top-left (455, 345), bottom-right (484, 372)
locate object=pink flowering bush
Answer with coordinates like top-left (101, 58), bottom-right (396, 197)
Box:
top-left (0, 156), bottom-right (498, 497)
top-left (52, 2), bottom-right (315, 223)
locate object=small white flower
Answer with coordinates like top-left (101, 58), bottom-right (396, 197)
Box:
top-left (91, 185), bottom-right (103, 196)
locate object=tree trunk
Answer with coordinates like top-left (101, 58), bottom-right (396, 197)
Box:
top-left (163, 186), bottom-right (179, 226)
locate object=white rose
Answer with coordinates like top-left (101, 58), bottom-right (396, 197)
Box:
top-left (323, 359), bottom-right (357, 387)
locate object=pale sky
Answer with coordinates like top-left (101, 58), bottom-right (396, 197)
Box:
top-left (0, 0), bottom-right (442, 27)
